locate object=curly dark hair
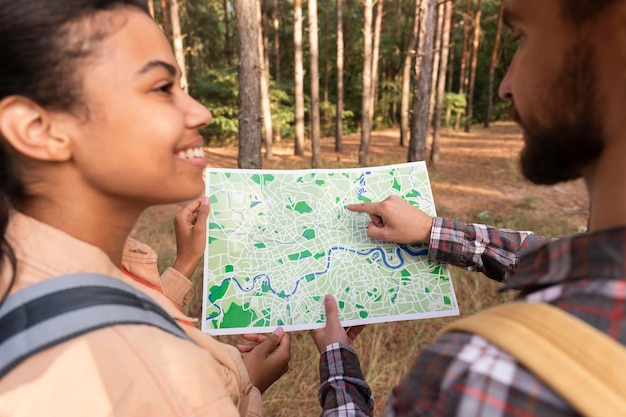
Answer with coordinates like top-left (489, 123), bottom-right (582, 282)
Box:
top-left (0, 0), bottom-right (150, 304)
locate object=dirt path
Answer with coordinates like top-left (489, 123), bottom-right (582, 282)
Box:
top-left (203, 122), bottom-right (589, 230)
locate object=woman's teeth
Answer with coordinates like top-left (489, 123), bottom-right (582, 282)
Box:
top-left (176, 147), bottom-right (204, 159)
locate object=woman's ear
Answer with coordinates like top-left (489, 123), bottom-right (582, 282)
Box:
top-left (0, 96), bottom-right (72, 161)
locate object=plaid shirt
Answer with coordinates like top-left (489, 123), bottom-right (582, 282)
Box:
top-left (319, 343), bottom-right (374, 416)
top-left (319, 220), bottom-right (626, 416)
top-left (429, 217), bottom-right (544, 282)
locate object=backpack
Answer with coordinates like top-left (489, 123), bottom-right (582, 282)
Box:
top-left (442, 302), bottom-right (626, 416)
top-left (0, 272), bottom-right (191, 379)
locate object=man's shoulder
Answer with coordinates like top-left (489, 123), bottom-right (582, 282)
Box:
top-left (393, 328), bottom-right (573, 416)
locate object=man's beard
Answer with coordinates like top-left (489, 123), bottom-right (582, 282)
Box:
top-left (510, 45), bottom-right (605, 186)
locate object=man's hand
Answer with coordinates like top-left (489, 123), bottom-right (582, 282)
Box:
top-left (237, 328), bottom-right (291, 394)
top-left (172, 197), bottom-right (210, 278)
top-left (310, 294), bottom-right (365, 353)
top-left (347, 195), bottom-right (434, 244)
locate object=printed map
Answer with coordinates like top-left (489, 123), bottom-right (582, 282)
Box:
top-left (202, 162), bottom-right (459, 335)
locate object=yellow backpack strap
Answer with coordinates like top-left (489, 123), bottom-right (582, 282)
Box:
top-left (441, 302), bottom-right (626, 417)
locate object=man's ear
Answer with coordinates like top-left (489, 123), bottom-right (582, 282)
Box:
top-left (0, 96), bottom-right (72, 161)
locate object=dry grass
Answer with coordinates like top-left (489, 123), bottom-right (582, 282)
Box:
top-left (131, 123), bottom-right (589, 416)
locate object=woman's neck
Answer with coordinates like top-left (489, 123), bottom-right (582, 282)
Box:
top-left (19, 196), bottom-right (145, 267)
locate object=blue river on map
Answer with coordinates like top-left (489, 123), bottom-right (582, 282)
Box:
top-left (206, 244), bottom-right (429, 317)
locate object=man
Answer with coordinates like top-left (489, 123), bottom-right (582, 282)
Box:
top-left (310, 0), bottom-right (626, 415)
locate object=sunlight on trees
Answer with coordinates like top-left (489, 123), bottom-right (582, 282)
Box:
top-left (152, 0), bottom-right (514, 166)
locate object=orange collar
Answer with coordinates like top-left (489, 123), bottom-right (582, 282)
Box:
top-left (121, 268), bottom-right (195, 328)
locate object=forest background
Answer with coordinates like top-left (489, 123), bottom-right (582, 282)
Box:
top-left (151, 0), bottom-right (515, 167)
top-left (134, 0), bottom-right (590, 415)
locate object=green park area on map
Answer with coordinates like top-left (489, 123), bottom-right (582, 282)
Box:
top-left (202, 162), bottom-right (459, 335)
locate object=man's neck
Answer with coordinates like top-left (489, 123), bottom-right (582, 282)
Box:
top-left (585, 144), bottom-right (626, 233)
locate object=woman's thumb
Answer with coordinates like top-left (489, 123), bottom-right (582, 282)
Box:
top-left (257, 327), bottom-right (284, 355)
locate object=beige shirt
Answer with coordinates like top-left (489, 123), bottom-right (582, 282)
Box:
top-left (0, 211), bottom-right (262, 417)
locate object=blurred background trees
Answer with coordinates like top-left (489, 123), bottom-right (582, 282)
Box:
top-left (151, 0), bottom-right (516, 168)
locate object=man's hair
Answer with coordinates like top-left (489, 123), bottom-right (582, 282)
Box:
top-left (564, 0), bottom-right (619, 24)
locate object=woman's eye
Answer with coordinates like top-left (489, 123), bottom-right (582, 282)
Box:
top-left (156, 82), bottom-right (174, 94)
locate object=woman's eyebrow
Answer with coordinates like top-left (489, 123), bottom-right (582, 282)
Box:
top-left (137, 60), bottom-right (178, 77)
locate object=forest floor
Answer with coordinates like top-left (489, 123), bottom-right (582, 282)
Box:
top-left (132, 121), bottom-right (590, 416)
top-left (201, 121), bottom-right (589, 228)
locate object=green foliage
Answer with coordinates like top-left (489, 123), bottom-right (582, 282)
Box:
top-left (375, 79), bottom-right (401, 129)
top-left (190, 69), bottom-right (298, 146)
top-left (191, 69), bottom-right (239, 145)
top-left (319, 100), bottom-right (356, 137)
top-left (448, 0), bottom-right (520, 125)
top-left (342, 74), bottom-right (366, 133)
top-left (492, 98), bottom-right (512, 121)
top-left (269, 81), bottom-right (296, 140)
top-left (185, 1), bottom-right (233, 70)
top-left (173, 0), bottom-right (520, 148)
top-left (444, 92), bottom-right (467, 113)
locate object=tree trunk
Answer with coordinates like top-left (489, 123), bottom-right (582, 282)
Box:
top-left (464, 0), bottom-right (482, 133)
top-left (223, 0), bottom-right (232, 66)
top-left (160, 0), bottom-right (170, 38)
top-left (358, 0), bottom-right (374, 166)
top-left (170, 0), bottom-right (187, 93)
top-left (183, 10), bottom-right (193, 90)
top-left (147, 0), bottom-right (154, 18)
top-left (485, 0), bottom-right (505, 128)
top-left (395, 0), bottom-right (402, 54)
top-left (445, 1), bottom-right (455, 127)
top-left (256, 0), bottom-right (273, 158)
top-left (428, 0), bottom-right (443, 129)
top-left (446, 1), bottom-right (455, 94)
top-left (455, 0), bottom-right (471, 129)
top-left (392, 0), bottom-right (403, 127)
top-left (272, 0), bottom-right (280, 82)
top-left (460, 0), bottom-right (472, 93)
top-left (235, 0), bottom-right (262, 169)
top-left (272, 0), bottom-right (281, 141)
top-left (344, 0), bottom-right (354, 73)
top-left (309, 0), bottom-right (321, 168)
top-left (262, 1), bottom-right (271, 74)
top-left (323, 0), bottom-right (330, 103)
top-left (400, 1), bottom-right (420, 147)
top-left (335, 0), bottom-right (345, 152)
top-left (369, 0), bottom-right (384, 125)
top-left (430, 0), bottom-right (452, 166)
top-left (408, 0), bottom-right (436, 162)
top-left (293, 0), bottom-right (305, 156)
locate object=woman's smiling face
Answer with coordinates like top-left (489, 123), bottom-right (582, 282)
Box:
top-left (66, 6), bottom-right (211, 207)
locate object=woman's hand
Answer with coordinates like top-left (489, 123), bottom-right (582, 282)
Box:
top-left (310, 294), bottom-right (365, 353)
top-left (237, 328), bottom-right (291, 393)
top-left (172, 197), bottom-right (210, 278)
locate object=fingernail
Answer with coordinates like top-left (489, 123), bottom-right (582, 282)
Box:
top-left (273, 327), bottom-right (284, 336)
top-left (202, 196), bottom-right (210, 206)
top-left (325, 294), bottom-right (334, 304)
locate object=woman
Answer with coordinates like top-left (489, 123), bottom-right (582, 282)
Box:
top-left (0, 1), bottom-right (290, 416)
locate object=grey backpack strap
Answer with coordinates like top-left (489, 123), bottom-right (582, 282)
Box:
top-left (0, 273), bottom-right (192, 379)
